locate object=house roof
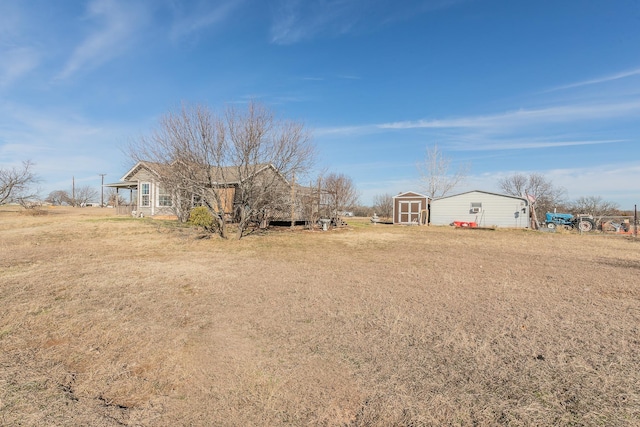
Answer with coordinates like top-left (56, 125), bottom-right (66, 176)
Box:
top-left (121, 161), bottom-right (163, 181)
top-left (199, 163), bottom-right (282, 185)
top-left (119, 160), bottom-right (289, 186)
top-left (103, 181), bottom-right (138, 189)
top-left (433, 189), bottom-right (529, 203)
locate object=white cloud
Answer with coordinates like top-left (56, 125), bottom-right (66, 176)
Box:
top-left (269, 0), bottom-right (316, 45)
top-left (448, 138), bottom-right (627, 151)
top-left (57, 0), bottom-right (147, 79)
top-left (378, 101), bottom-right (640, 131)
top-left (268, 0), bottom-right (467, 45)
top-left (314, 124), bottom-right (378, 137)
top-left (268, 0), bottom-right (384, 45)
top-left (0, 47), bottom-right (40, 87)
top-left (169, 1), bottom-right (240, 41)
top-left (0, 101), bottom-right (137, 195)
top-left (314, 99), bottom-right (640, 154)
top-left (545, 67), bottom-right (640, 92)
top-left (0, 2), bottom-right (23, 46)
top-left (483, 163), bottom-right (640, 209)
top-left (355, 162), bottom-right (640, 208)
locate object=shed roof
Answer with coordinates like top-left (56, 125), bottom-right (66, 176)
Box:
top-left (393, 191), bottom-right (429, 199)
top-left (433, 189), bottom-right (528, 203)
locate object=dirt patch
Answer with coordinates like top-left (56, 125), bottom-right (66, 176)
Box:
top-left (1, 208), bottom-right (639, 426)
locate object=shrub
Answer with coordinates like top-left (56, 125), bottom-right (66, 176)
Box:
top-left (188, 206), bottom-right (214, 232)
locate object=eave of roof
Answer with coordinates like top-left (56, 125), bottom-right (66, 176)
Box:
top-left (433, 189), bottom-right (528, 203)
top-left (104, 181), bottom-right (138, 189)
top-left (393, 191), bottom-right (430, 199)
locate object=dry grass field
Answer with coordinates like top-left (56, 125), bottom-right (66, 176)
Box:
top-left (1, 206), bottom-right (639, 426)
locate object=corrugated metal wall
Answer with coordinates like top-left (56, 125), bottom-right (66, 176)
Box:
top-left (430, 191), bottom-right (529, 228)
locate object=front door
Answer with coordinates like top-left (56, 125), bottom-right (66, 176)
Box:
top-left (399, 201), bottom-right (421, 224)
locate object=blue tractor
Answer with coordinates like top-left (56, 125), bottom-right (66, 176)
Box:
top-left (544, 212), bottom-right (595, 232)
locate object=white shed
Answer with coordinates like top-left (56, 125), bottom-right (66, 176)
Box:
top-left (430, 190), bottom-right (530, 228)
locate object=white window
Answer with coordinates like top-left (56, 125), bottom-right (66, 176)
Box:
top-left (470, 202), bottom-right (482, 213)
top-left (141, 183), bottom-right (150, 207)
top-left (158, 186), bottom-right (172, 207)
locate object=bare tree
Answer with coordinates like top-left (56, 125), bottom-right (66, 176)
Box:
top-left (46, 190), bottom-right (70, 205)
top-left (224, 102), bottom-right (314, 238)
top-left (373, 193), bottom-right (394, 219)
top-left (418, 144), bottom-right (469, 199)
top-left (105, 188), bottom-right (127, 207)
top-left (323, 172), bottom-right (359, 218)
top-left (16, 197), bottom-right (43, 210)
top-left (0, 161), bottom-right (38, 205)
top-left (130, 103), bottom-right (231, 232)
top-left (297, 176), bottom-right (327, 230)
top-left (570, 196), bottom-right (619, 224)
top-left (69, 186), bottom-right (99, 207)
top-left (498, 172), bottom-right (566, 220)
top-left (130, 101), bottom-right (314, 239)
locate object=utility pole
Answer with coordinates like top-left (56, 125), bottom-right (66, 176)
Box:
top-left (72, 176), bottom-right (75, 207)
top-left (99, 174), bottom-right (106, 207)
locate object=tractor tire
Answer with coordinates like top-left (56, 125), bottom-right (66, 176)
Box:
top-left (546, 222), bottom-right (556, 230)
top-left (578, 218), bottom-right (595, 232)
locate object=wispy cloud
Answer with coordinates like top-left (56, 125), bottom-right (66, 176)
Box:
top-left (0, 100), bottom-right (136, 191)
top-left (486, 163), bottom-right (640, 205)
top-left (0, 102), bottom-right (103, 152)
top-left (378, 101), bottom-right (640, 130)
top-left (57, 0), bottom-right (147, 79)
top-left (269, 0), bottom-right (463, 45)
top-left (0, 3), bottom-right (41, 87)
top-left (0, 2), bottom-right (23, 47)
top-left (269, 0), bottom-right (343, 45)
top-left (450, 138), bottom-right (626, 151)
top-left (300, 75), bottom-right (360, 82)
top-left (169, 1), bottom-right (241, 41)
top-left (545, 67), bottom-right (640, 92)
top-left (316, 100), bottom-right (640, 138)
top-left (0, 47), bottom-right (40, 87)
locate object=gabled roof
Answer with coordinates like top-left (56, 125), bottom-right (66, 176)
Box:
top-left (433, 189), bottom-right (528, 203)
top-left (121, 161), bottom-right (163, 181)
top-left (393, 191), bottom-right (430, 199)
top-left (120, 161), bottom-right (289, 186)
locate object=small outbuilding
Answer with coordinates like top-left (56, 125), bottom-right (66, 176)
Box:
top-left (393, 192), bottom-right (429, 225)
top-left (430, 190), bottom-right (530, 229)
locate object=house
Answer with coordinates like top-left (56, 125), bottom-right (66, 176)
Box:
top-left (429, 190), bottom-right (530, 228)
top-left (104, 161), bottom-right (293, 220)
top-left (393, 192), bottom-right (429, 225)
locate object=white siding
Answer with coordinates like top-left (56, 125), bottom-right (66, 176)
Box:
top-left (430, 191), bottom-right (529, 228)
top-left (129, 168), bottom-right (174, 217)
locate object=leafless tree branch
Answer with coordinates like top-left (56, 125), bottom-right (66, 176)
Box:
top-left (417, 144), bottom-right (469, 199)
top-left (0, 161), bottom-right (38, 205)
top-left (129, 101), bottom-right (315, 239)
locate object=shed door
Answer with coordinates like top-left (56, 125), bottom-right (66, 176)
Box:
top-left (399, 201), bottom-right (421, 223)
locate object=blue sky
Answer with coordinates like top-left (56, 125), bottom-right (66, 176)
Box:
top-left (1, 0), bottom-right (639, 209)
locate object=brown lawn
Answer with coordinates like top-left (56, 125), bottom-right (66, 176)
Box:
top-left (1, 206), bottom-right (639, 426)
